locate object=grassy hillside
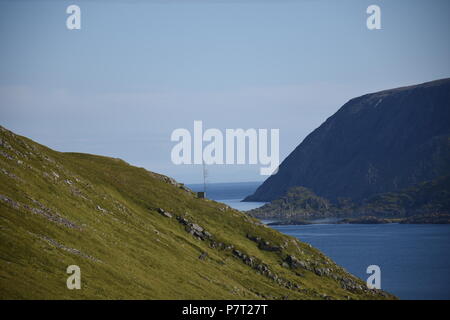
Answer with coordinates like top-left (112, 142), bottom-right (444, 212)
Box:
top-left (0, 126), bottom-right (393, 299)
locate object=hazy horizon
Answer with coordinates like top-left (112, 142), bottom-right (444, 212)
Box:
top-left (1, 0), bottom-right (449, 184)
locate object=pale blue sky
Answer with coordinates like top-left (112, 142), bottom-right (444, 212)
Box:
top-left (1, 0), bottom-right (449, 183)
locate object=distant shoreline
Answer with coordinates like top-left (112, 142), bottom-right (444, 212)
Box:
top-left (265, 216), bottom-right (450, 226)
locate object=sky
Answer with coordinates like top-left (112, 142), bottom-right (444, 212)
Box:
top-left (1, 0), bottom-right (449, 184)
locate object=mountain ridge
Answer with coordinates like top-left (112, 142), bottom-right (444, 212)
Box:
top-left (244, 78), bottom-right (450, 203)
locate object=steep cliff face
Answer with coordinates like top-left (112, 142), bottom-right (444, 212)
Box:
top-left (245, 79), bottom-right (450, 202)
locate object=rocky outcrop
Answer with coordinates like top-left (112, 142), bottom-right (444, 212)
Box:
top-left (176, 215), bottom-right (212, 241)
top-left (0, 194), bottom-right (80, 229)
top-left (246, 234), bottom-right (282, 252)
top-left (157, 207), bottom-right (173, 218)
top-left (249, 175), bottom-right (450, 222)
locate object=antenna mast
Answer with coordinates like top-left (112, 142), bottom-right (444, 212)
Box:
top-left (202, 160), bottom-right (207, 196)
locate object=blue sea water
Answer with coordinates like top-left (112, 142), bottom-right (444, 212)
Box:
top-left (188, 181), bottom-right (265, 211)
top-left (189, 181), bottom-right (450, 300)
top-left (272, 223), bottom-right (450, 300)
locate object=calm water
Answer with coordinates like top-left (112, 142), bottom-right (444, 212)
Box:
top-left (272, 224), bottom-right (450, 300)
top-left (188, 182), bottom-right (450, 299)
top-left (188, 181), bottom-right (265, 211)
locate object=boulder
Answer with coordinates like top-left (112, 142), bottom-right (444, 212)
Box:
top-left (157, 208), bottom-right (172, 218)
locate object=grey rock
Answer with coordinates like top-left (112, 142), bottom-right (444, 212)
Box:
top-left (157, 208), bottom-right (172, 218)
top-left (198, 252), bottom-right (208, 260)
top-left (190, 223), bottom-right (203, 232)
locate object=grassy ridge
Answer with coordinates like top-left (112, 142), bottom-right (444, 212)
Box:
top-left (0, 126), bottom-right (393, 299)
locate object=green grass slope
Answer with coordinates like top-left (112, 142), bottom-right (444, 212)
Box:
top-left (0, 126), bottom-right (393, 299)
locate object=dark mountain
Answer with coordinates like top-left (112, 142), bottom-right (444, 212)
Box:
top-left (245, 79), bottom-right (450, 202)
